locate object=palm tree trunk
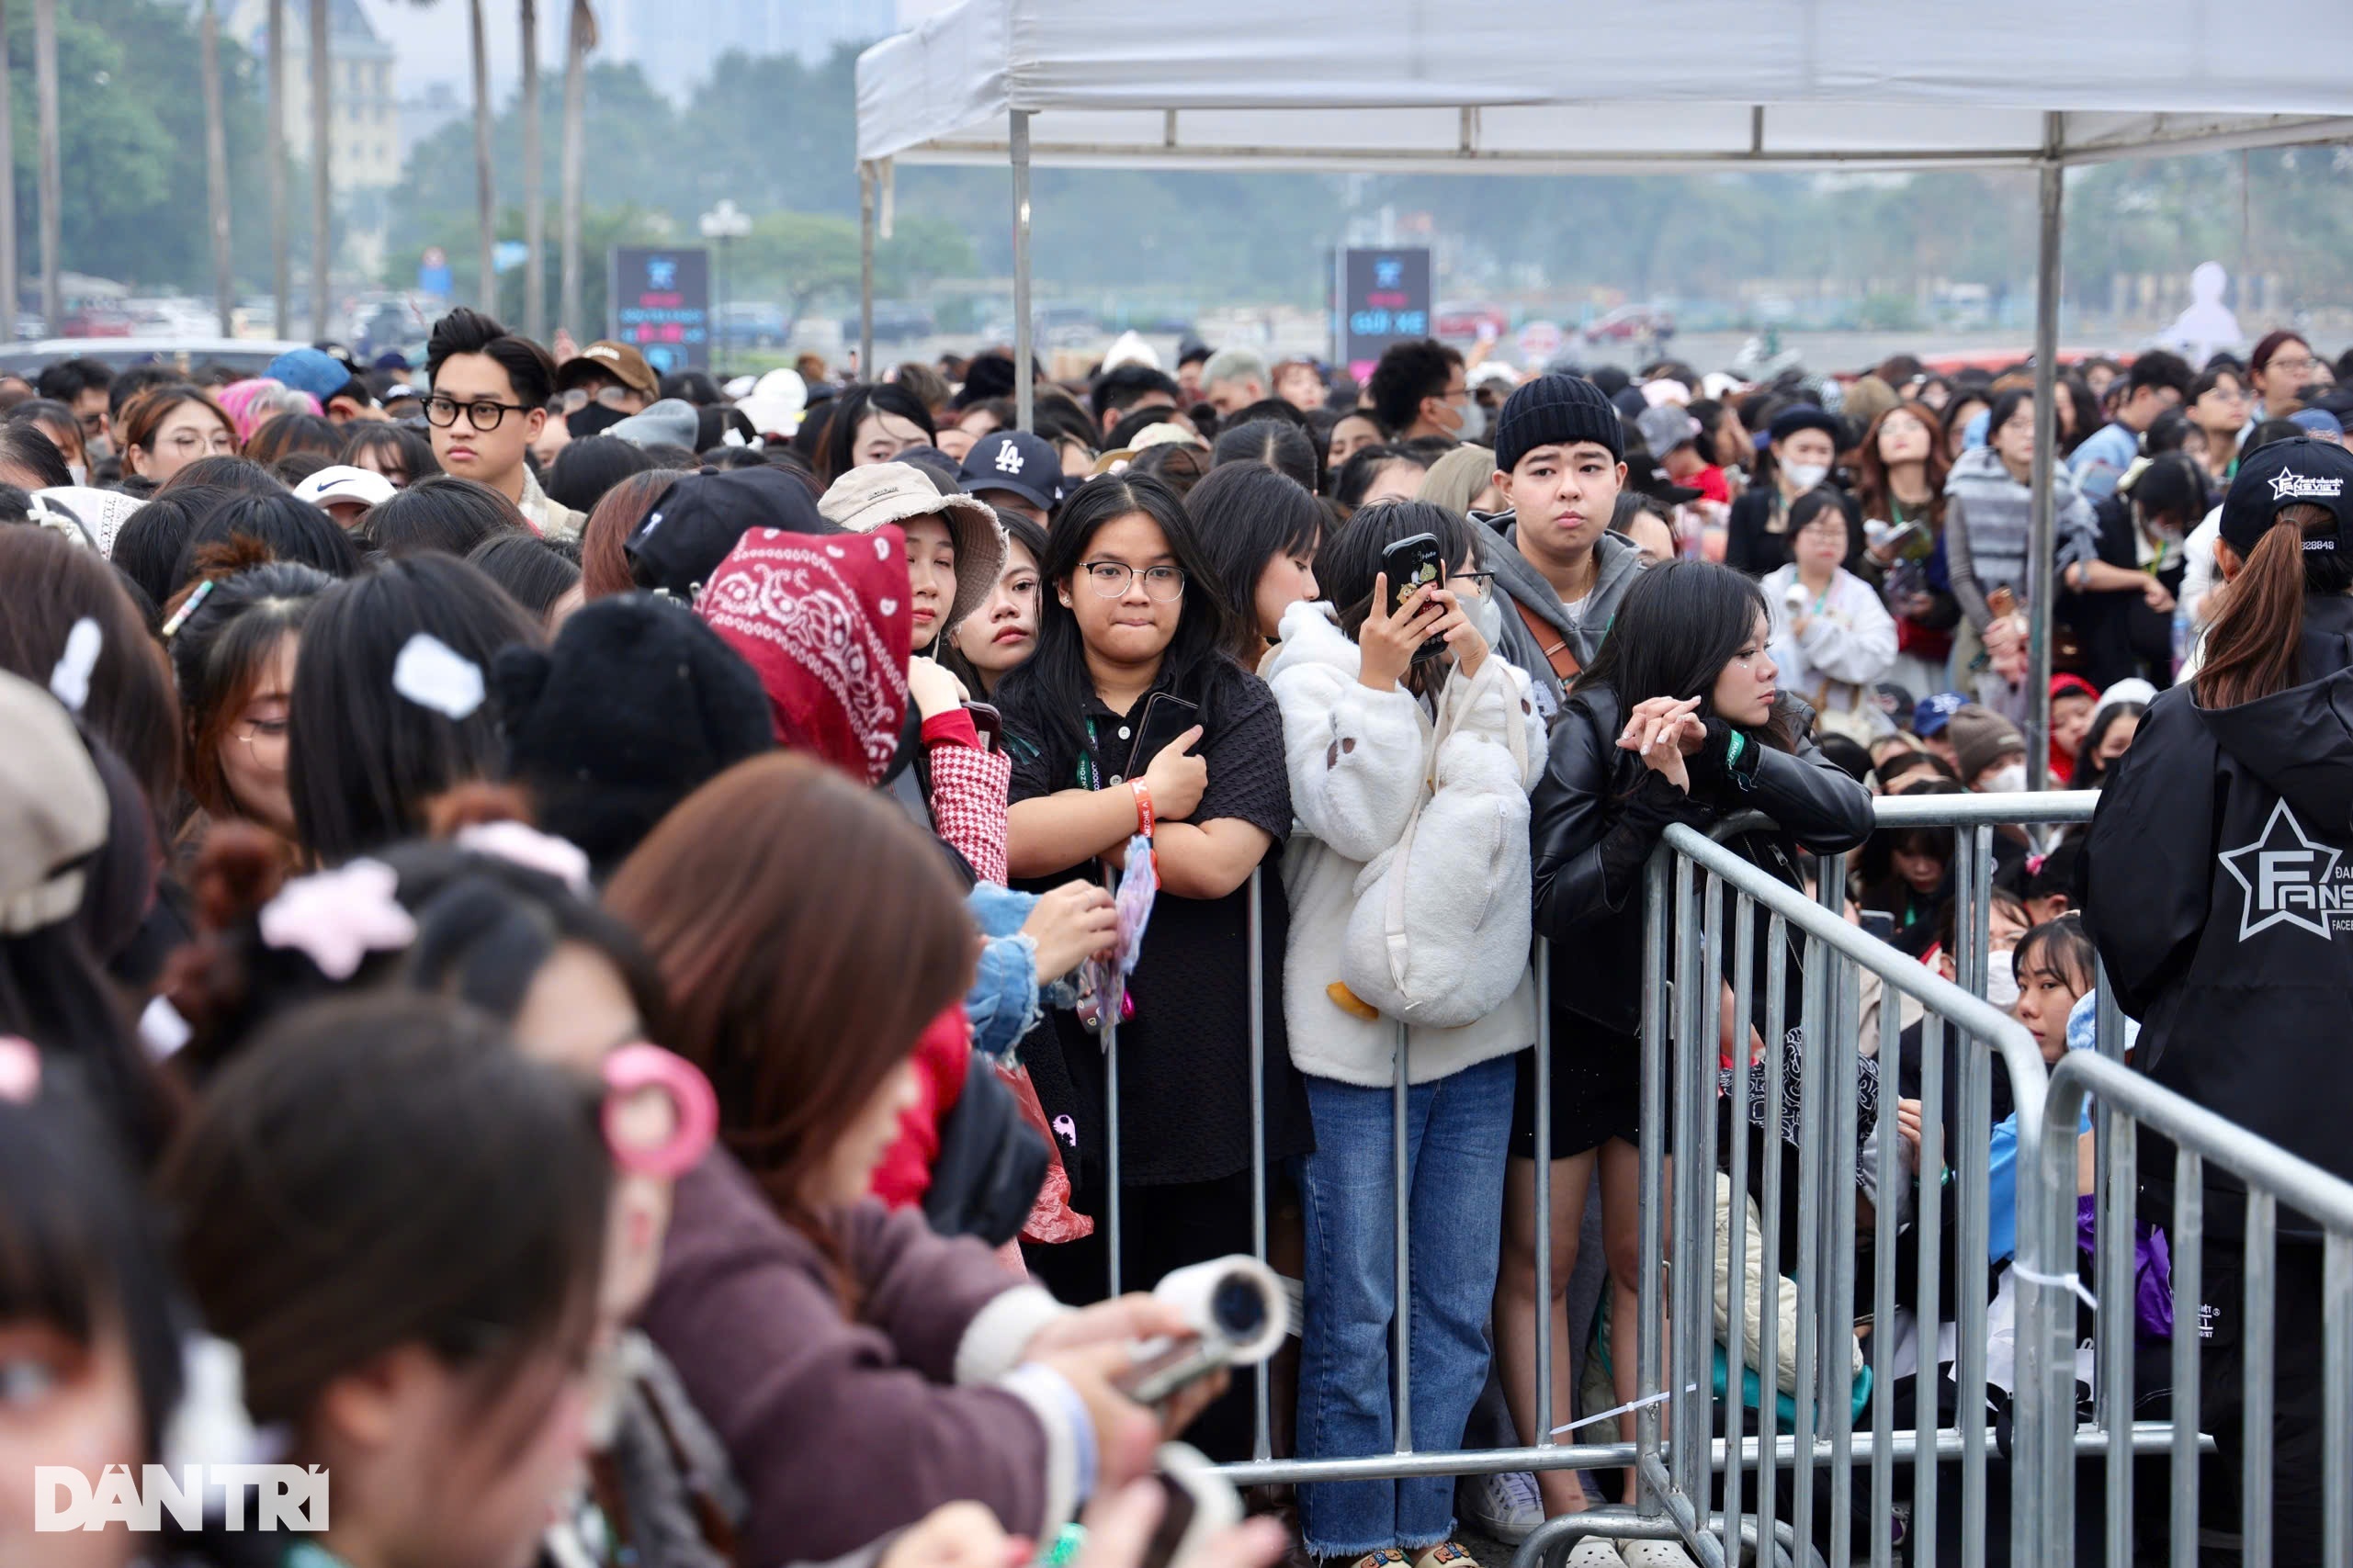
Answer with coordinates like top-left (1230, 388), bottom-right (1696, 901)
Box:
top-left (267, 0), bottom-right (287, 336)
top-left (308, 0), bottom-right (329, 340)
top-left (32, 0), bottom-right (58, 334)
top-left (0, 1), bottom-right (18, 344)
top-left (560, 1), bottom-right (591, 338)
top-left (469, 0), bottom-right (493, 314)
top-left (519, 0), bottom-right (543, 340)
top-left (201, 0), bottom-right (234, 336)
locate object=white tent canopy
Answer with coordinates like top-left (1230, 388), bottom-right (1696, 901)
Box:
top-left (856, 0), bottom-right (2353, 173)
top-left (853, 0), bottom-right (2353, 790)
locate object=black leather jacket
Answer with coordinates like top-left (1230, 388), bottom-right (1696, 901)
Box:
top-left (1531, 684), bottom-right (1873, 1034)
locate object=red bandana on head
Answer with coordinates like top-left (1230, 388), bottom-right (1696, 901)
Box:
top-left (697, 526), bottom-right (912, 784)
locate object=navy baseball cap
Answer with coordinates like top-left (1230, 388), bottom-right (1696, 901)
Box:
top-left (2219, 435), bottom-right (2353, 560)
top-left (959, 429), bottom-right (1062, 513)
top-left (1913, 691), bottom-right (1969, 738)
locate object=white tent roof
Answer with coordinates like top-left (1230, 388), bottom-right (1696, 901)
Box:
top-left (857, 0), bottom-right (2353, 173)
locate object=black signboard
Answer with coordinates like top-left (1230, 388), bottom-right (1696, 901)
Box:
top-left (1334, 247), bottom-right (1432, 383)
top-left (608, 246), bottom-right (711, 373)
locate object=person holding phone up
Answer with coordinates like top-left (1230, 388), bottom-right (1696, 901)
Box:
top-left (999, 472), bottom-right (1311, 1461)
top-left (1263, 500), bottom-right (1545, 1568)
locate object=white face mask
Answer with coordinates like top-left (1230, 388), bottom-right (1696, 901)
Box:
top-left (1464, 581), bottom-right (1506, 645)
top-left (1984, 762), bottom-right (2028, 795)
top-left (1783, 462), bottom-right (1831, 491)
top-left (66, 462), bottom-right (85, 487)
top-left (1454, 398), bottom-right (1488, 444)
top-left (1985, 953), bottom-right (2021, 1010)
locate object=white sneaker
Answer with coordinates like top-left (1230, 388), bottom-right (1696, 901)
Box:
top-left (1614, 1540), bottom-right (1700, 1566)
top-left (1456, 1472), bottom-right (1544, 1546)
top-left (1563, 1540), bottom-right (1623, 1568)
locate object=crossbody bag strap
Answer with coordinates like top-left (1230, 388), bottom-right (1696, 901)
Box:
top-left (1511, 597), bottom-right (1581, 682)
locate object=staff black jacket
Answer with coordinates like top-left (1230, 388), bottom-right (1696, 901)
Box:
top-left (1531, 685), bottom-right (1874, 1036)
top-left (2086, 593), bottom-right (2353, 1235)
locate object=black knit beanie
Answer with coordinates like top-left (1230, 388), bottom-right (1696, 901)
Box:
top-left (1494, 375), bottom-right (1626, 473)
top-left (492, 592), bottom-right (775, 874)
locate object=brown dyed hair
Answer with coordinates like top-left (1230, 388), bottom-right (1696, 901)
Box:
top-left (2197, 502), bottom-right (2345, 709)
top-left (580, 468), bottom-right (675, 599)
top-left (117, 386), bottom-right (235, 468)
top-left (604, 754), bottom-right (975, 1252)
top-left (1849, 403), bottom-right (1951, 533)
top-left (0, 527), bottom-right (181, 817)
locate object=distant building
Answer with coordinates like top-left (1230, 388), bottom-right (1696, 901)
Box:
top-left (400, 80), bottom-right (468, 164)
top-left (224, 0), bottom-right (399, 193)
top-left (598, 0), bottom-right (895, 99)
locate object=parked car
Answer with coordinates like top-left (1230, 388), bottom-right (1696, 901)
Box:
top-left (843, 302), bottom-right (937, 344)
top-left (717, 302), bottom-right (790, 349)
top-left (0, 337), bottom-right (313, 379)
top-left (1434, 301), bottom-right (1510, 343)
top-left (1582, 304), bottom-right (1674, 344)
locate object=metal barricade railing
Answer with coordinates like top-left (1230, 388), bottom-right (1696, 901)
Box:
top-left (1069, 791), bottom-right (2338, 1568)
top-left (2022, 1049), bottom-right (2353, 1568)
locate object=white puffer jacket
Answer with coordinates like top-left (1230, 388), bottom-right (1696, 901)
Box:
top-left (1263, 600), bottom-right (1545, 1088)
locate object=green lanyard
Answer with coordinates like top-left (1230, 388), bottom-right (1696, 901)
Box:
top-left (1075, 714), bottom-right (1111, 791)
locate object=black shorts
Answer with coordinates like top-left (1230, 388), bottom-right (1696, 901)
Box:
top-left (1510, 1020), bottom-right (1643, 1161)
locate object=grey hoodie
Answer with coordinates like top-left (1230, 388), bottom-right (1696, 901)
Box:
top-left (1470, 509), bottom-right (1646, 721)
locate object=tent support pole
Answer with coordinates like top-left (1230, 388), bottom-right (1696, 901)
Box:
top-left (2025, 113), bottom-right (2064, 790)
top-left (859, 161), bottom-right (877, 382)
top-left (1012, 109), bottom-right (1035, 430)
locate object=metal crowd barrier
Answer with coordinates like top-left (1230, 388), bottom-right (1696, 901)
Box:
top-left (1072, 792), bottom-right (2341, 1568)
top-left (2022, 1049), bottom-right (2353, 1568)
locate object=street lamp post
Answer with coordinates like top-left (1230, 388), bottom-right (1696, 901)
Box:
top-left (698, 198), bottom-right (752, 376)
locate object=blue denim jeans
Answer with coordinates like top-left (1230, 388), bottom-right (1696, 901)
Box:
top-left (1295, 1055), bottom-right (1516, 1557)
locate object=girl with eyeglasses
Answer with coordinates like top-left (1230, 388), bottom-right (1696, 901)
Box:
top-left (166, 548), bottom-right (334, 851)
top-left (998, 473), bottom-right (1311, 1460)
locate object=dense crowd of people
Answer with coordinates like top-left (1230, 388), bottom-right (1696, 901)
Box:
top-left (0, 306), bottom-right (2345, 1568)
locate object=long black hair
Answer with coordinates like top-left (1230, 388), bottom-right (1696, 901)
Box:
top-left (168, 491), bottom-right (362, 592)
top-left (167, 825), bottom-right (667, 1083)
top-left (1211, 417), bottom-right (1320, 492)
top-left (363, 473), bottom-right (529, 558)
top-left (817, 384), bottom-right (937, 485)
top-left (338, 420), bottom-right (441, 488)
top-left (1576, 558), bottom-right (1800, 751)
top-left (110, 484), bottom-right (235, 616)
top-left (1187, 462), bottom-right (1323, 655)
top-left (170, 558), bottom-right (334, 825)
top-left (287, 555), bottom-right (543, 863)
top-left (1314, 497), bottom-right (1473, 643)
top-left (996, 472), bottom-right (1241, 761)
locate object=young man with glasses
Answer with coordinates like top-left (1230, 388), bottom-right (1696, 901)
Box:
top-left (424, 307), bottom-right (584, 538)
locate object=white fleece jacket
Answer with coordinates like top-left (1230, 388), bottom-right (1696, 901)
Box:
top-left (1263, 601), bottom-right (1545, 1088)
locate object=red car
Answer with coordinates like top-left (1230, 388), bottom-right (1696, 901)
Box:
top-left (62, 307), bottom-right (135, 338)
top-left (1434, 302), bottom-right (1509, 344)
top-left (1582, 305), bottom-right (1673, 344)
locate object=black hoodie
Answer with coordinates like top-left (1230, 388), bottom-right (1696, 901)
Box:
top-left (2085, 592), bottom-right (2353, 1233)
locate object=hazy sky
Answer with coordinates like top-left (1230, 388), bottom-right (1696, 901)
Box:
top-left (357, 0), bottom-right (574, 98)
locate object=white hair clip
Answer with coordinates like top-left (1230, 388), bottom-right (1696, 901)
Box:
top-left (390, 632), bottom-right (485, 720)
top-left (48, 617), bottom-right (102, 713)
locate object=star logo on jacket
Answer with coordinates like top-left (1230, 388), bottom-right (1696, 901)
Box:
top-left (2218, 798), bottom-right (2348, 941)
top-left (993, 441), bottom-right (1024, 475)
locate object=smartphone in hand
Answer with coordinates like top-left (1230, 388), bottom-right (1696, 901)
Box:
top-left (1382, 532), bottom-right (1449, 661)
top-left (1125, 692), bottom-right (1202, 780)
